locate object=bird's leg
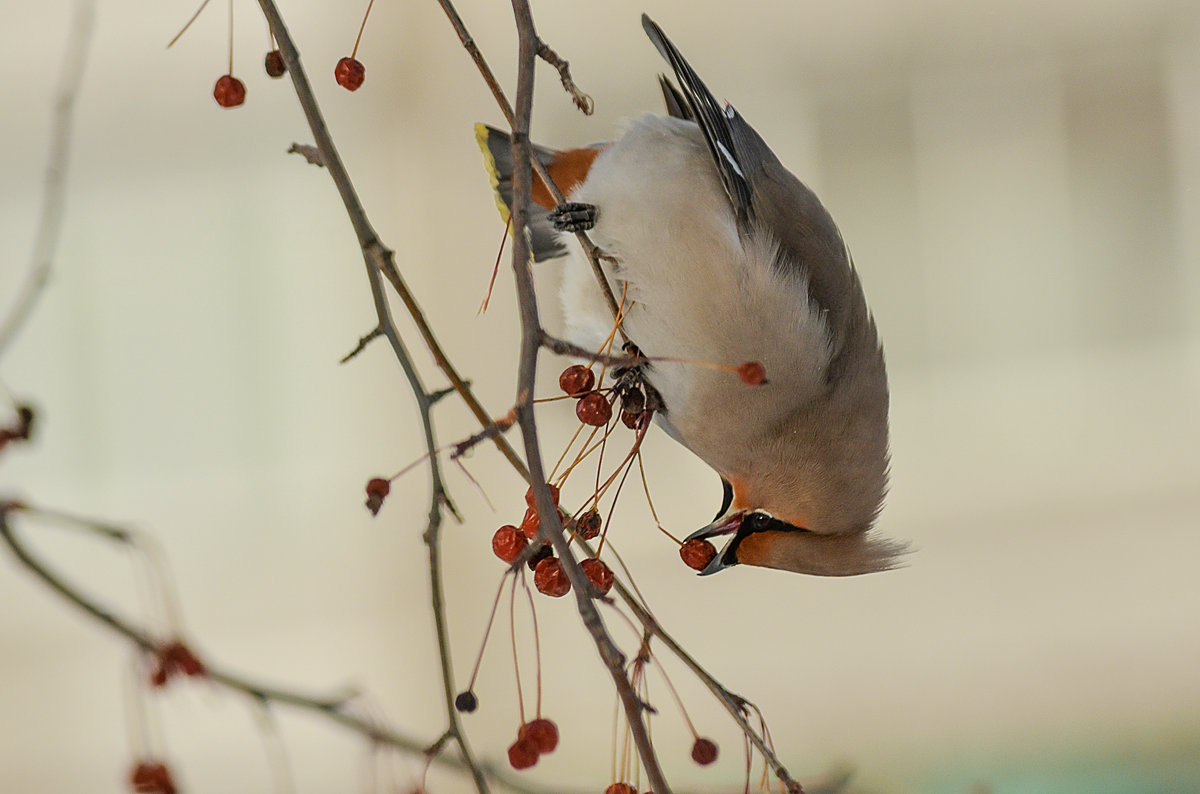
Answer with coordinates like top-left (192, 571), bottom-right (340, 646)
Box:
top-left (611, 341), bottom-right (665, 420)
top-left (549, 202), bottom-right (598, 232)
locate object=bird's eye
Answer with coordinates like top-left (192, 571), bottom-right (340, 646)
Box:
top-left (743, 511), bottom-right (773, 532)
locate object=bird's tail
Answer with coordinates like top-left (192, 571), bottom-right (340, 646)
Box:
top-left (474, 123), bottom-right (567, 262)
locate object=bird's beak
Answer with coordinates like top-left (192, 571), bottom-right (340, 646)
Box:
top-left (685, 510), bottom-right (745, 576)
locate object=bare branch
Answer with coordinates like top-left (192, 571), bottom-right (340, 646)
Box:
top-left (506, 2), bottom-right (671, 791)
top-left (535, 41), bottom-right (594, 115)
top-left (0, 0), bottom-right (95, 360)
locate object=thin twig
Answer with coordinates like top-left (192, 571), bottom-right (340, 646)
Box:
top-left (535, 41), bottom-right (593, 115)
top-left (0, 0), bottom-right (95, 360)
top-left (506, 2), bottom-right (671, 791)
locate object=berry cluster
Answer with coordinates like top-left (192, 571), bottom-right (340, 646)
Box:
top-left (148, 640), bottom-right (206, 688)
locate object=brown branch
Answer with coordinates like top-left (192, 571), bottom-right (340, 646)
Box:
top-left (506, 2), bottom-right (671, 792)
top-left (0, 0), bottom-right (95, 360)
top-left (535, 41), bottom-right (593, 115)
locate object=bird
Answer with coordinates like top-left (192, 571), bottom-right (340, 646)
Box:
top-left (476, 15), bottom-right (905, 576)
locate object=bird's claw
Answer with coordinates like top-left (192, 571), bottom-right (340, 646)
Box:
top-left (549, 202), bottom-right (597, 232)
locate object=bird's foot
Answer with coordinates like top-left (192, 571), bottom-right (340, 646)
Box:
top-left (549, 202), bottom-right (597, 232)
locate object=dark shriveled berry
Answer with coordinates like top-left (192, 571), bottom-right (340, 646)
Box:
top-left (527, 544), bottom-right (554, 571)
top-left (454, 690), bottom-right (478, 713)
top-left (264, 49), bottom-right (286, 78)
top-left (365, 477), bottom-right (391, 516)
top-left (576, 509), bottom-right (602, 540)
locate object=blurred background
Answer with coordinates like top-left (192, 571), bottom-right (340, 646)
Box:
top-left (2, 1), bottom-right (1199, 792)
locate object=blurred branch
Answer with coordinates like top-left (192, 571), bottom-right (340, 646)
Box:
top-left (0, 0), bottom-right (95, 360)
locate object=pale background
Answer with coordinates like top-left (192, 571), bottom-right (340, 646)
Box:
top-left (2, 1), bottom-right (1199, 793)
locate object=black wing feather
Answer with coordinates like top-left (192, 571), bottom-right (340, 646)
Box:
top-left (642, 14), bottom-right (755, 228)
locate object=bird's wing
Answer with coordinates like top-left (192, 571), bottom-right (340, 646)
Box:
top-left (641, 15), bottom-right (865, 347)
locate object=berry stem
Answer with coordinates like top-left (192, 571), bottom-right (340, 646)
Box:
top-left (227, 0), bottom-right (234, 75)
top-left (636, 452), bottom-right (683, 544)
top-left (167, 0), bottom-right (213, 48)
top-left (508, 575), bottom-right (525, 725)
top-left (520, 575), bottom-right (543, 716)
top-left (649, 650), bottom-right (699, 738)
top-left (351, 0), bottom-right (376, 59)
top-left (466, 572), bottom-right (510, 691)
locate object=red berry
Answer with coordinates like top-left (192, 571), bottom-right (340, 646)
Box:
top-left (691, 737), bottom-right (718, 765)
top-left (680, 538), bottom-right (718, 571)
top-left (620, 410), bottom-right (646, 430)
top-left (365, 477), bottom-right (390, 516)
top-left (519, 506), bottom-right (541, 540)
top-left (335, 56), bottom-right (365, 91)
top-left (164, 641), bottom-right (206, 678)
top-left (507, 735), bottom-right (540, 770)
top-left (558, 364), bottom-right (595, 397)
top-left (213, 74), bottom-right (246, 108)
top-left (737, 360), bottom-right (767, 385)
top-left (576, 391), bottom-right (612, 427)
top-left (604, 784), bottom-right (637, 794)
top-left (524, 483), bottom-right (561, 508)
top-left (130, 761), bottom-right (177, 794)
top-left (534, 557), bottom-right (571, 597)
top-left (580, 558), bottom-right (614, 595)
top-left (149, 664), bottom-right (168, 688)
top-left (576, 509), bottom-right (602, 540)
top-left (264, 49), bottom-right (286, 78)
top-left (491, 525), bottom-right (526, 564)
top-left (519, 718), bottom-right (559, 753)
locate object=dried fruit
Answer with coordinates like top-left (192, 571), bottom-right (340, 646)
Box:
top-left (527, 544), bottom-right (554, 571)
top-left (519, 718), bottom-right (559, 753)
top-left (454, 690), bottom-right (478, 713)
top-left (580, 558), bottom-right (614, 595)
top-left (533, 557), bottom-right (571, 597)
top-left (335, 56), bottom-right (365, 90)
top-left (492, 525), bottom-right (527, 564)
top-left (519, 506), bottom-right (541, 540)
top-left (620, 410), bottom-right (647, 430)
top-left (558, 364), bottom-right (595, 397)
top-left (365, 477), bottom-right (390, 516)
top-left (691, 737), bottom-right (718, 765)
top-left (680, 538), bottom-right (718, 571)
top-left (737, 360), bottom-right (767, 386)
top-left (524, 483), bottom-right (561, 508)
top-left (264, 49), bottom-right (286, 78)
top-left (604, 784), bottom-right (637, 794)
top-left (576, 391), bottom-right (612, 427)
top-left (576, 509), bottom-right (602, 540)
top-left (507, 735), bottom-right (540, 770)
top-left (213, 74), bottom-right (246, 108)
top-left (620, 386), bottom-right (645, 414)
